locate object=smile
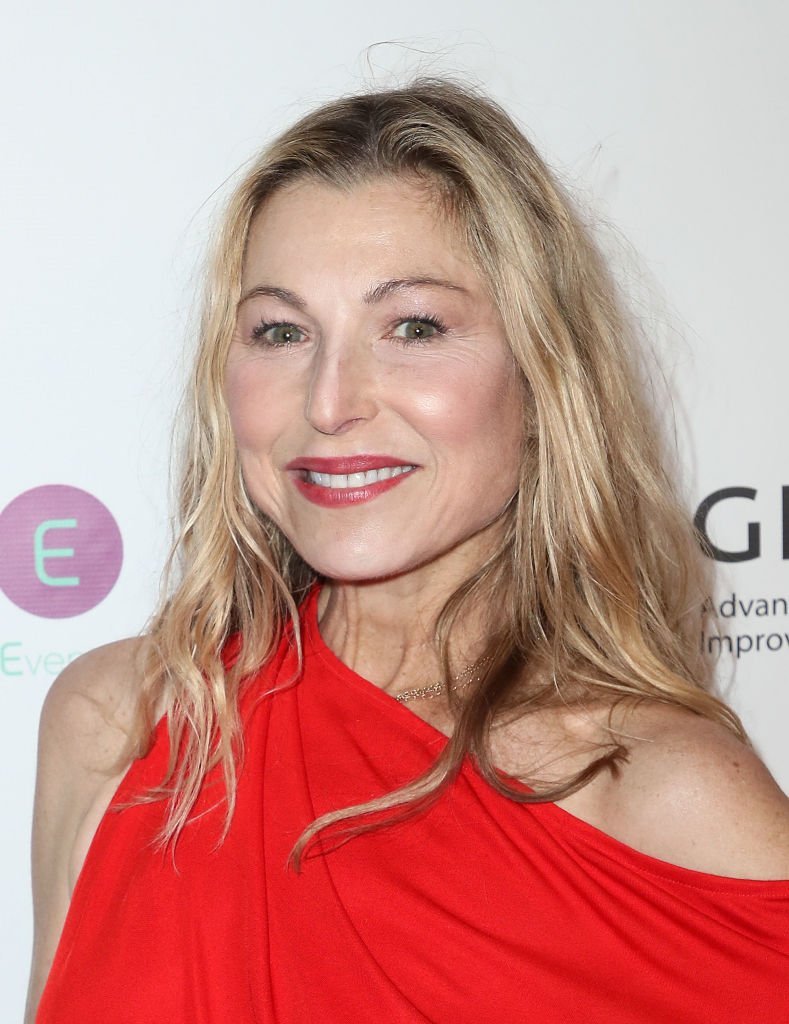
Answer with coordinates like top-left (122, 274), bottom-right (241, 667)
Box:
top-left (305, 465), bottom-right (416, 488)
top-left (289, 460), bottom-right (418, 507)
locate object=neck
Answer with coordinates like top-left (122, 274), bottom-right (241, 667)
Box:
top-left (316, 564), bottom-right (494, 698)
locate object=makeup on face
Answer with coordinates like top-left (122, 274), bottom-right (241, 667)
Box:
top-left (285, 455), bottom-right (419, 507)
top-left (225, 177), bottom-right (523, 584)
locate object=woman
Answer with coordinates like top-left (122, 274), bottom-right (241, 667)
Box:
top-left (28, 79), bottom-right (789, 1022)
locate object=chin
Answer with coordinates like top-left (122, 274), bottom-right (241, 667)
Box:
top-left (287, 525), bottom-right (495, 586)
top-left (299, 553), bottom-right (416, 584)
top-left (278, 517), bottom-right (401, 575)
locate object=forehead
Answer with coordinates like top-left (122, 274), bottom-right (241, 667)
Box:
top-left (241, 176), bottom-right (477, 289)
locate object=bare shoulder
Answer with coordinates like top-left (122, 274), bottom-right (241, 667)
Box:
top-left (38, 638), bottom-right (147, 761)
top-left (34, 638), bottom-right (149, 853)
top-left (598, 701), bottom-right (789, 879)
top-left (26, 637), bottom-right (149, 1023)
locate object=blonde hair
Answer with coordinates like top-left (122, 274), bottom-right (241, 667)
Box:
top-left (135, 78), bottom-right (742, 863)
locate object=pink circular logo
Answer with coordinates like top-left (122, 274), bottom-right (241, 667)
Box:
top-left (0, 485), bottom-right (123, 618)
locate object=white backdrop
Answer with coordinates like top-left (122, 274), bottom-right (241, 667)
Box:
top-left (2, 2), bottom-right (787, 1016)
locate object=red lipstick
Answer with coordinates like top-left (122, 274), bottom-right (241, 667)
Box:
top-left (285, 454), bottom-right (418, 508)
top-left (285, 455), bottom-right (414, 474)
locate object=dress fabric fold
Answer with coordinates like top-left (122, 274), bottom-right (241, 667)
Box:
top-left (37, 587), bottom-right (789, 1023)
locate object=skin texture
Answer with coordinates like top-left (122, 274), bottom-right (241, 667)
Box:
top-left (25, 176), bottom-right (789, 1022)
top-left (25, 639), bottom-right (146, 1023)
top-left (227, 177), bottom-right (524, 691)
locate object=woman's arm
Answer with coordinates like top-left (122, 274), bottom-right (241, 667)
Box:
top-left (24, 639), bottom-right (144, 1024)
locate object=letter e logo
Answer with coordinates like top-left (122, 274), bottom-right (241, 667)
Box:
top-left (0, 485), bottom-right (123, 617)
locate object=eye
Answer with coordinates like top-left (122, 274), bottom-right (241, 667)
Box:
top-left (250, 321), bottom-right (306, 347)
top-left (391, 316), bottom-right (447, 345)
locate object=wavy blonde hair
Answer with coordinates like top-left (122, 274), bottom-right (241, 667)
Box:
top-left (134, 78), bottom-right (742, 864)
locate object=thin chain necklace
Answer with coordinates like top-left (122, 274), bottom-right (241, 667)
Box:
top-left (393, 656), bottom-right (493, 704)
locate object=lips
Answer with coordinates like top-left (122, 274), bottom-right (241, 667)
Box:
top-left (285, 455), bottom-right (415, 474)
top-left (285, 454), bottom-right (418, 507)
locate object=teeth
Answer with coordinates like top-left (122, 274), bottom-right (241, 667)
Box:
top-left (305, 465), bottom-right (415, 488)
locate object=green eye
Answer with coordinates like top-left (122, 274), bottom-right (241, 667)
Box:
top-left (252, 322), bottom-right (305, 346)
top-left (394, 319), bottom-right (440, 342)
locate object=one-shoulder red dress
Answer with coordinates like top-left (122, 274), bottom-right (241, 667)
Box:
top-left (37, 587), bottom-right (789, 1022)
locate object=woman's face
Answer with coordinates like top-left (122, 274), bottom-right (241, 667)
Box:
top-left (226, 176), bottom-right (524, 584)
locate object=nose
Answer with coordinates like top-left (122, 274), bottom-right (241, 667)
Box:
top-left (304, 337), bottom-right (378, 435)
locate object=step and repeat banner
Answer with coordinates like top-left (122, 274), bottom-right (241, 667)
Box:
top-left (2, 2), bottom-right (786, 1016)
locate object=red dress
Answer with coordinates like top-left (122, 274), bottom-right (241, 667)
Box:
top-left (37, 587), bottom-right (789, 1022)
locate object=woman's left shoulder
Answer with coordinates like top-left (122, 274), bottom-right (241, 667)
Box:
top-left (598, 701), bottom-right (789, 879)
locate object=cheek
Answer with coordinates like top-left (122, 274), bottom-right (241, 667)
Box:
top-left (224, 363), bottom-right (283, 516)
top-left (406, 353), bottom-right (523, 464)
top-left (225, 358), bottom-right (253, 441)
top-left (224, 357), bottom-right (281, 451)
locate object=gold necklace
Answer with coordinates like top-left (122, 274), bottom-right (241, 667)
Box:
top-left (393, 656), bottom-right (493, 704)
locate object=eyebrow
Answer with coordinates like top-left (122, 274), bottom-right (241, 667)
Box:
top-left (363, 277), bottom-right (468, 303)
top-left (237, 276), bottom-right (468, 310)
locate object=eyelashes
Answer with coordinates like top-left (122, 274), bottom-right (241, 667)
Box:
top-left (247, 313), bottom-right (449, 349)
top-left (250, 321), bottom-right (305, 346)
top-left (390, 314), bottom-right (448, 345)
